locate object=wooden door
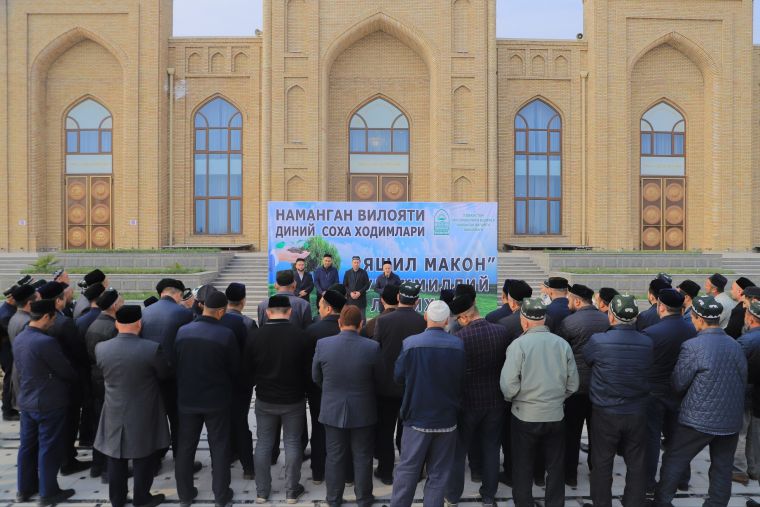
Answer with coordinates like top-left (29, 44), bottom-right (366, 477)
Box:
top-left (641, 177), bottom-right (685, 251)
top-left (349, 175), bottom-right (409, 202)
top-left (65, 175), bottom-right (112, 249)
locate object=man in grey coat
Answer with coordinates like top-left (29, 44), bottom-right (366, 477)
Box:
top-left (95, 305), bottom-right (170, 507)
top-left (258, 270), bottom-right (313, 329)
top-left (312, 305), bottom-right (383, 507)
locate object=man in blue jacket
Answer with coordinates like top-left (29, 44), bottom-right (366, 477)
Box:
top-left (652, 295), bottom-right (747, 507)
top-left (14, 299), bottom-right (77, 505)
top-left (642, 288), bottom-right (696, 493)
top-left (542, 277), bottom-right (571, 333)
top-left (583, 294), bottom-right (653, 507)
top-left (313, 254), bottom-right (340, 306)
top-left (637, 277), bottom-right (672, 331)
top-left (391, 300), bottom-right (465, 507)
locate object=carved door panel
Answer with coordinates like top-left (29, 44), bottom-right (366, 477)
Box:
top-left (66, 175), bottom-right (112, 249)
top-left (641, 177), bottom-right (685, 251)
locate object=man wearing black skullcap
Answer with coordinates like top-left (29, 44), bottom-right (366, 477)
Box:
top-left (85, 288), bottom-right (123, 478)
top-left (75, 283), bottom-right (105, 342)
top-left (726, 277), bottom-right (755, 339)
top-left (363, 285), bottom-right (398, 339)
top-left (637, 277), bottom-right (672, 331)
top-left (225, 283), bottom-right (257, 331)
top-left (642, 288), bottom-right (697, 493)
top-left (556, 284), bottom-right (610, 487)
top-left (13, 299), bottom-right (77, 505)
top-left (448, 284), bottom-right (476, 335)
top-left (705, 273), bottom-right (735, 329)
top-left (305, 289), bottom-right (349, 485)
top-left (258, 270), bottom-right (313, 329)
top-left (583, 295), bottom-right (652, 507)
top-left (343, 256), bottom-right (371, 321)
top-left (141, 278), bottom-right (194, 460)
top-left (374, 260), bottom-right (401, 312)
top-left (485, 280), bottom-right (514, 324)
top-left (594, 288), bottom-right (618, 314)
top-left (8, 284), bottom-right (38, 343)
top-left (541, 277), bottom-right (571, 333)
top-left (174, 291), bottom-right (239, 507)
top-left (735, 297), bottom-right (760, 486)
top-left (653, 296), bottom-right (746, 507)
top-left (39, 281), bottom-right (92, 475)
top-left (72, 269), bottom-right (108, 319)
top-left (245, 294), bottom-right (311, 503)
top-left (0, 284), bottom-right (19, 421)
top-left (677, 280), bottom-right (700, 323)
top-left (373, 281), bottom-right (426, 485)
top-left (95, 306), bottom-right (169, 507)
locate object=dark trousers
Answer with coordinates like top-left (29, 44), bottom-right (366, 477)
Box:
top-left (590, 407), bottom-right (647, 507)
top-left (160, 380), bottom-right (179, 456)
top-left (91, 394), bottom-right (106, 473)
top-left (502, 403), bottom-right (511, 477)
top-left (175, 409), bottom-right (231, 504)
top-left (654, 424), bottom-right (738, 507)
top-left (646, 396), bottom-right (690, 489)
top-left (78, 379), bottom-right (95, 444)
top-left (447, 406), bottom-right (505, 503)
top-left (18, 408), bottom-right (67, 498)
top-left (308, 390), bottom-right (327, 481)
top-left (564, 392), bottom-right (592, 480)
top-left (107, 453), bottom-right (158, 507)
top-left (0, 341), bottom-right (14, 415)
top-left (231, 388), bottom-right (254, 473)
top-left (324, 425), bottom-right (374, 507)
top-left (375, 396), bottom-right (402, 480)
top-left (64, 390), bottom-right (83, 464)
top-left (510, 415), bottom-right (565, 507)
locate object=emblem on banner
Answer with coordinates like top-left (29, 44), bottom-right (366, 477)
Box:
top-left (434, 209), bottom-right (450, 236)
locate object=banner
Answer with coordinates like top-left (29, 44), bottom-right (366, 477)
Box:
top-left (268, 201), bottom-right (499, 318)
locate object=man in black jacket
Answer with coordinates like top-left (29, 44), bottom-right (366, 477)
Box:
top-left (637, 277), bottom-right (671, 331)
top-left (557, 284), bottom-right (610, 487)
top-left (174, 291), bottom-right (239, 507)
top-left (294, 258), bottom-right (315, 303)
top-left (594, 288), bottom-right (618, 315)
top-left (372, 281), bottom-right (425, 485)
top-left (225, 283), bottom-right (257, 331)
top-left (542, 277), bottom-right (571, 333)
top-left (246, 295), bottom-right (311, 503)
top-left (485, 279), bottom-right (513, 324)
top-left (343, 256), bottom-right (371, 321)
top-left (726, 277), bottom-right (755, 339)
top-left (304, 290), bottom-right (347, 484)
top-left (363, 285), bottom-right (398, 339)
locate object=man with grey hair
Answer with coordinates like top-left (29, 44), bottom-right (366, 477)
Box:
top-left (391, 300), bottom-right (466, 507)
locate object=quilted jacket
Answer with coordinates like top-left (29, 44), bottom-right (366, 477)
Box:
top-left (674, 327), bottom-right (747, 435)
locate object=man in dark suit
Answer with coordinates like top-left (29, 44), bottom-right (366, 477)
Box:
top-left (344, 256), bottom-right (371, 321)
top-left (85, 288), bottom-right (123, 479)
top-left (8, 284), bottom-right (37, 343)
top-left (374, 261), bottom-right (401, 312)
top-left (313, 305), bottom-right (383, 507)
top-left (485, 279), bottom-right (514, 324)
top-left (258, 271), bottom-right (313, 329)
top-left (294, 258), bottom-right (314, 303)
top-left (0, 285), bottom-right (18, 421)
top-left (13, 299), bottom-right (77, 505)
top-left (373, 281), bottom-right (426, 485)
top-left (314, 254), bottom-right (340, 306)
top-left (141, 278), bottom-right (194, 459)
top-left (72, 269), bottom-right (109, 319)
top-left (225, 283), bottom-right (257, 331)
top-left (363, 285), bottom-right (399, 339)
top-left (174, 291), bottom-right (239, 507)
top-left (542, 277), bottom-right (571, 333)
top-left (305, 289), bottom-right (347, 484)
top-left (75, 283), bottom-right (105, 341)
top-left (95, 305), bottom-right (170, 507)
top-left (637, 277), bottom-right (672, 331)
top-left (726, 277), bottom-right (754, 339)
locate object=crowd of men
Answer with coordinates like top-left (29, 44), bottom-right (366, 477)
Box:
top-left (2, 256), bottom-right (760, 507)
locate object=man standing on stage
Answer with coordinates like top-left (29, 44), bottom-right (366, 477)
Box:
top-left (314, 254), bottom-right (339, 306)
top-left (294, 258), bottom-right (314, 303)
top-left (343, 256), bottom-right (371, 321)
top-left (374, 261), bottom-right (401, 312)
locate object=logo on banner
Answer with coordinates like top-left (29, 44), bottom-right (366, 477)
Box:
top-left (434, 210), bottom-right (450, 236)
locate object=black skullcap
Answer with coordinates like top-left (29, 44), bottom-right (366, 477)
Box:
top-left (30, 299), bottom-right (56, 316)
top-left (502, 279), bottom-right (513, 294)
top-left (736, 277), bottom-right (756, 290)
top-left (455, 284), bottom-right (476, 297)
top-left (12, 284), bottom-right (36, 302)
top-left (709, 273), bottom-right (728, 291)
top-left (323, 290), bottom-right (346, 312)
top-left (658, 288), bottom-right (685, 309)
top-left (83, 283), bottom-right (106, 302)
top-left (352, 256), bottom-right (360, 261)
top-left (507, 280), bottom-right (533, 302)
top-left (657, 272), bottom-right (673, 285)
top-left (692, 295), bottom-right (723, 320)
top-left (268, 294), bottom-right (291, 309)
top-left (3, 284), bottom-right (17, 297)
top-left (745, 286), bottom-right (760, 300)
top-left (116, 305), bottom-right (142, 324)
top-left (225, 282), bottom-right (246, 302)
top-left (83, 269), bottom-right (106, 286)
top-left (96, 289), bottom-right (119, 311)
top-left (276, 270), bottom-right (295, 286)
top-left (381, 285), bottom-right (400, 306)
top-left (204, 291), bottom-right (228, 310)
top-left (30, 280), bottom-right (46, 290)
top-left (156, 278), bottom-right (185, 295)
top-left (598, 287), bottom-right (619, 304)
top-left (649, 278), bottom-right (671, 294)
top-left (143, 296), bottom-right (159, 307)
top-left (328, 283), bottom-right (347, 296)
top-left (543, 277), bottom-right (569, 290)
top-left (449, 294), bottom-right (475, 316)
top-left (195, 284), bottom-right (216, 304)
top-left (677, 280), bottom-right (700, 299)
top-left (37, 282), bottom-right (67, 300)
top-left (569, 284), bottom-right (594, 301)
top-left (439, 288), bottom-right (455, 304)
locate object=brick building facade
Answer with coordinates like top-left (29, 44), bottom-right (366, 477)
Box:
top-left (0, 0), bottom-right (755, 251)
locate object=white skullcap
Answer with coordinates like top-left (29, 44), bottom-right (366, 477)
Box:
top-left (426, 300), bottom-right (451, 323)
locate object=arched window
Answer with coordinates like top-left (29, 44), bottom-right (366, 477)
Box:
top-left (640, 102), bottom-right (685, 160)
top-left (349, 98), bottom-right (409, 171)
top-left (514, 99), bottom-right (561, 235)
top-left (66, 99), bottom-right (112, 164)
top-left (194, 97), bottom-right (242, 235)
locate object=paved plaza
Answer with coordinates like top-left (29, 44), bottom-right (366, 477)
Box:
top-left (0, 408), bottom-right (759, 507)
